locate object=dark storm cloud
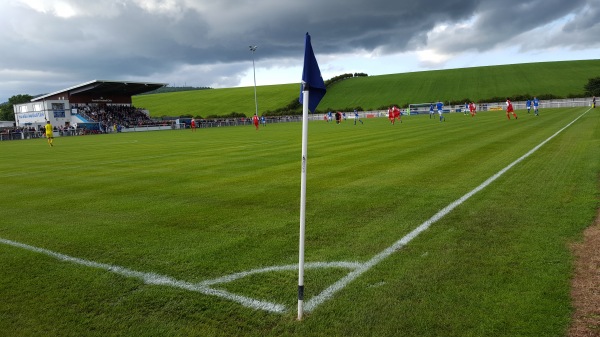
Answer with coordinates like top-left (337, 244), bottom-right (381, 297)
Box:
top-left (429, 0), bottom-right (590, 53)
top-left (0, 0), bottom-right (598, 102)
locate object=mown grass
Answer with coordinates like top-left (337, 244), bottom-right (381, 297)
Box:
top-left (319, 59), bottom-right (600, 109)
top-left (133, 59), bottom-right (600, 116)
top-left (0, 107), bottom-right (598, 336)
top-left (133, 83), bottom-right (299, 117)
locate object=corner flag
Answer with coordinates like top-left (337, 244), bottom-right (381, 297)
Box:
top-left (298, 32), bottom-right (326, 321)
top-left (299, 33), bottom-right (326, 113)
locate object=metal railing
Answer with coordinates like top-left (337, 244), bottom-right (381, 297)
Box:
top-left (2, 98), bottom-right (595, 141)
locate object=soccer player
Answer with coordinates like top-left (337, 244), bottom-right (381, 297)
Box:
top-left (436, 101), bottom-right (445, 122)
top-left (261, 115), bottom-right (266, 126)
top-left (253, 114), bottom-right (259, 130)
top-left (526, 99), bottom-right (531, 114)
top-left (393, 105), bottom-right (401, 123)
top-left (190, 118), bottom-right (196, 131)
top-left (464, 102), bottom-right (469, 115)
top-left (533, 96), bottom-right (539, 116)
top-left (469, 102), bottom-right (476, 117)
top-left (506, 98), bottom-right (517, 120)
top-left (592, 96), bottom-right (596, 108)
top-left (388, 106), bottom-right (395, 125)
top-left (44, 120), bottom-right (54, 146)
top-left (429, 103), bottom-right (434, 119)
top-left (354, 109), bottom-right (363, 125)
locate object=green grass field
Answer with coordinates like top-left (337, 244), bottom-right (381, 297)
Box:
top-left (133, 83), bottom-right (299, 117)
top-left (1, 107), bottom-right (598, 336)
top-left (319, 59), bottom-right (600, 110)
top-left (133, 59), bottom-right (600, 117)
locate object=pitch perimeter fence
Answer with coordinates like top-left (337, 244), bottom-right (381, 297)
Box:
top-left (407, 98), bottom-right (595, 115)
top-left (1, 98), bottom-right (595, 142)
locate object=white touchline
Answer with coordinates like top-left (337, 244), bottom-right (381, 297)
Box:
top-left (304, 108), bottom-right (591, 312)
top-left (0, 235), bottom-right (363, 313)
top-left (0, 108), bottom-right (591, 314)
top-left (0, 237), bottom-right (286, 313)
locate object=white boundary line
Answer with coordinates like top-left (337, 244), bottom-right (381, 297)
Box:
top-left (0, 237), bottom-right (287, 313)
top-left (304, 107), bottom-right (591, 311)
top-left (0, 236), bottom-right (362, 313)
top-left (0, 108), bottom-right (591, 314)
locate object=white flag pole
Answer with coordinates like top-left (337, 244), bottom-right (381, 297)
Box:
top-left (298, 85), bottom-right (309, 321)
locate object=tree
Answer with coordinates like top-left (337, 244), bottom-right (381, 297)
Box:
top-left (0, 103), bottom-right (9, 121)
top-left (584, 77), bottom-right (600, 96)
top-left (0, 94), bottom-right (33, 121)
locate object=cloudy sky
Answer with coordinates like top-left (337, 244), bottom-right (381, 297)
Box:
top-left (1, 0), bottom-right (599, 103)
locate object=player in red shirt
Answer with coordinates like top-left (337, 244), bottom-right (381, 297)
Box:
top-left (506, 98), bottom-right (517, 120)
top-left (393, 106), bottom-right (401, 123)
top-left (388, 107), bottom-right (395, 125)
top-left (469, 102), bottom-right (476, 117)
top-left (190, 118), bottom-right (196, 131)
top-left (253, 114), bottom-right (259, 130)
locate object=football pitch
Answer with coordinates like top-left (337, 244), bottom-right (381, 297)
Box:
top-left (1, 108), bottom-right (598, 336)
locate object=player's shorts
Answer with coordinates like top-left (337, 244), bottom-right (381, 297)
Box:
top-left (46, 132), bottom-right (53, 138)
top-left (438, 110), bottom-right (443, 115)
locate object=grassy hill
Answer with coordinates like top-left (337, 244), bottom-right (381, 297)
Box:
top-left (133, 59), bottom-right (600, 117)
top-left (319, 59), bottom-right (600, 110)
top-left (133, 83), bottom-right (299, 118)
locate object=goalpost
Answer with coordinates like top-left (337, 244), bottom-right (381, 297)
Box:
top-left (408, 103), bottom-right (435, 115)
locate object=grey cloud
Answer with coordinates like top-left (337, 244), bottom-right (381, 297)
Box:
top-left (426, 0), bottom-right (589, 55)
top-left (0, 0), bottom-right (598, 102)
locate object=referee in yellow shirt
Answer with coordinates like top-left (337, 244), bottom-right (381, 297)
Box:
top-left (45, 121), bottom-right (54, 147)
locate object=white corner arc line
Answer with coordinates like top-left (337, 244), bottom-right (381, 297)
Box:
top-left (200, 261), bottom-right (362, 286)
top-left (0, 236), bottom-right (363, 313)
top-left (304, 108), bottom-right (591, 312)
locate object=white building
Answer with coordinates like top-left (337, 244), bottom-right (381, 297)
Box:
top-left (13, 80), bottom-right (165, 130)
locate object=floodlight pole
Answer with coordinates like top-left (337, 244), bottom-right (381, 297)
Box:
top-left (249, 45), bottom-right (259, 117)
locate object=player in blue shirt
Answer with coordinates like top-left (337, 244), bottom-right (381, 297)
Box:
top-left (436, 101), bottom-right (445, 122)
top-left (429, 103), bottom-right (434, 119)
top-left (526, 99), bottom-right (531, 114)
top-left (533, 97), bottom-right (539, 116)
top-left (354, 110), bottom-right (363, 125)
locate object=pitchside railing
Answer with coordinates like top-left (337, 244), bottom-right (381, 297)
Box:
top-left (405, 98), bottom-right (595, 115)
top-left (1, 98), bottom-right (595, 141)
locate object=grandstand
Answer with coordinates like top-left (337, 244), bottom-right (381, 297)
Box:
top-left (13, 80), bottom-right (166, 132)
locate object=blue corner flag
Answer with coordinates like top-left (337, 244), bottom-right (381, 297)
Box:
top-left (299, 33), bottom-right (326, 113)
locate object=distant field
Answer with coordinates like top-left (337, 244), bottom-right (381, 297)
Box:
top-left (133, 83), bottom-right (299, 118)
top-left (319, 59), bottom-right (600, 109)
top-left (1, 107), bottom-right (598, 336)
top-left (133, 59), bottom-right (600, 117)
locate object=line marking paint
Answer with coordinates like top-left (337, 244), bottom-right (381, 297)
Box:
top-left (0, 237), bottom-right (287, 313)
top-left (304, 108), bottom-right (591, 311)
top-left (0, 108), bottom-right (590, 314)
